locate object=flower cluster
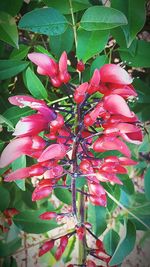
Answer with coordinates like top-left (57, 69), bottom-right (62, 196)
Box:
top-left (0, 51), bottom-right (142, 266)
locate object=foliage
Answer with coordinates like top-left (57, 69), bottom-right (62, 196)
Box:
top-left (0, 0), bottom-right (150, 266)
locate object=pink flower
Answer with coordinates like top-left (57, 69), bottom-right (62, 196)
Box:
top-left (74, 82), bottom-right (89, 104)
top-left (93, 136), bottom-right (131, 157)
top-left (0, 136), bottom-right (46, 168)
top-left (88, 182), bottom-right (107, 206)
top-left (0, 137), bottom-right (32, 168)
top-left (104, 122), bottom-right (142, 144)
top-left (103, 94), bottom-right (133, 118)
top-left (38, 144), bottom-right (67, 162)
top-left (8, 95), bottom-right (56, 120)
top-left (13, 114), bottom-right (49, 137)
top-left (28, 53), bottom-right (58, 77)
top-left (4, 164), bottom-right (45, 182)
top-left (100, 64), bottom-right (132, 84)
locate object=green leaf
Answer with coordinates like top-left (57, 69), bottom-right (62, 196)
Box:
top-left (13, 210), bottom-right (59, 233)
top-left (43, 0), bottom-right (91, 14)
top-left (0, 114), bottom-right (14, 131)
top-left (77, 28), bottom-right (109, 62)
top-left (54, 188), bottom-right (72, 205)
top-left (0, 238), bottom-right (21, 257)
top-left (111, 0), bottom-right (146, 47)
top-left (25, 67), bottom-right (48, 99)
top-left (49, 26), bottom-right (74, 58)
top-left (3, 106), bottom-right (35, 126)
top-left (10, 44), bottom-right (30, 60)
top-left (0, 12), bottom-right (18, 48)
top-left (119, 40), bottom-right (150, 67)
top-left (90, 55), bottom-right (109, 75)
top-left (12, 155), bottom-right (26, 191)
top-left (2, 256), bottom-right (18, 267)
top-left (103, 229), bottom-right (120, 256)
top-left (0, 60), bottom-right (29, 80)
top-left (80, 6), bottom-right (127, 31)
top-left (87, 203), bottom-right (107, 236)
top-left (109, 220), bottom-right (136, 266)
top-left (19, 8), bottom-right (68, 36)
top-left (144, 167), bottom-right (150, 201)
top-left (0, 186), bottom-right (10, 211)
top-left (0, 0), bottom-right (23, 16)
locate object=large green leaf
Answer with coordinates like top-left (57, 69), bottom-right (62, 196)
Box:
top-left (0, 186), bottom-right (10, 211)
top-left (0, 60), bottom-right (29, 80)
top-left (54, 188), bottom-right (72, 205)
top-left (49, 26), bottom-right (74, 58)
top-left (87, 203), bottom-right (107, 236)
top-left (77, 28), bottom-right (109, 62)
top-left (3, 106), bottom-right (35, 126)
top-left (19, 8), bottom-right (68, 36)
top-left (0, 12), bottom-right (18, 48)
top-left (0, 238), bottom-right (21, 257)
top-left (2, 256), bottom-right (17, 267)
top-left (144, 167), bottom-right (150, 201)
top-left (119, 40), bottom-right (150, 67)
top-left (0, 0), bottom-right (23, 16)
top-left (44, 0), bottom-right (91, 14)
top-left (111, 0), bottom-right (146, 47)
top-left (12, 155), bottom-right (26, 191)
top-left (109, 220), bottom-right (136, 266)
top-left (80, 6), bottom-right (127, 31)
top-left (25, 67), bottom-right (48, 99)
top-left (103, 229), bottom-right (120, 256)
top-left (13, 210), bottom-right (59, 233)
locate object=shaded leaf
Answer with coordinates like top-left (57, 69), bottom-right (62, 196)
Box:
top-left (10, 44), bottom-right (30, 60)
top-left (90, 55), bottom-right (109, 75)
top-left (49, 26), bottom-right (74, 58)
top-left (0, 186), bottom-right (10, 211)
top-left (54, 188), bottom-right (72, 205)
top-left (0, 238), bottom-right (21, 257)
top-left (0, 0), bottom-right (23, 16)
top-left (119, 40), bottom-right (150, 67)
top-left (43, 0), bottom-right (91, 14)
top-left (144, 167), bottom-right (150, 201)
top-left (13, 210), bottom-right (59, 233)
top-left (111, 0), bottom-right (146, 47)
top-left (3, 106), bottom-right (35, 126)
top-left (0, 60), bottom-right (29, 80)
top-left (87, 203), bottom-right (107, 236)
top-left (12, 155), bottom-right (26, 191)
top-left (77, 28), bottom-right (109, 62)
top-left (103, 229), bottom-right (120, 256)
top-left (109, 220), bottom-right (136, 266)
top-left (0, 12), bottom-right (18, 48)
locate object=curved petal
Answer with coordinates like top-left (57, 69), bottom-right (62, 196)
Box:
top-left (38, 144), bottom-right (66, 162)
top-left (104, 94), bottom-right (133, 118)
top-left (100, 64), bottom-right (132, 84)
top-left (0, 137), bottom-right (32, 168)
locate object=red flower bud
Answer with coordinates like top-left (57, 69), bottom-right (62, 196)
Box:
top-left (39, 211), bottom-right (57, 220)
top-left (76, 225), bottom-right (86, 240)
top-left (86, 260), bottom-right (96, 267)
top-left (55, 236), bottom-right (68, 261)
top-left (38, 144), bottom-right (67, 162)
top-left (39, 240), bottom-right (54, 257)
top-left (74, 82), bottom-right (88, 104)
top-left (77, 60), bottom-right (85, 72)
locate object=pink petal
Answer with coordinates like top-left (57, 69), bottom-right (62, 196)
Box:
top-left (0, 137), bottom-right (32, 168)
top-left (100, 64), bottom-right (132, 84)
top-left (13, 114), bottom-right (49, 137)
top-left (119, 157), bottom-right (137, 165)
top-left (59, 51), bottom-right (68, 73)
top-left (93, 136), bottom-right (131, 157)
top-left (38, 144), bottom-right (66, 162)
top-left (32, 186), bottom-right (52, 201)
top-left (4, 166), bottom-right (33, 181)
top-left (28, 53), bottom-right (58, 77)
top-left (9, 95), bottom-right (56, 120)
top-left (104, 94), bottom-right (133, 118)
